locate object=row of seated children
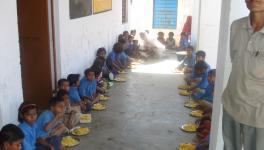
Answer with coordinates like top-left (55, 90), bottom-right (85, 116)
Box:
top-left (193, 69), bottom-right (215, 150)
top-left (157, 31), bottom-right (190, 50)
top-left (178, 48), bottom-right (215, 150)
top-left (0, 30), bottom-right (136, 150)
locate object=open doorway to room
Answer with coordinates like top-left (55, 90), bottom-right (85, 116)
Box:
top-left (17, 0), bottom-right (57, 108)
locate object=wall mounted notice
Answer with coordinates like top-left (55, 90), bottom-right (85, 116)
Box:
top-left (153, 0), bottom-right (178, 29)
top-left (93, 0), bottom-right (112, 14)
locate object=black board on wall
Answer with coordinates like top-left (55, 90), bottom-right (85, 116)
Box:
top-left (70, 0), bottom-right (92, 19)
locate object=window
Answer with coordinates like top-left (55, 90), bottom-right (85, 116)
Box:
top-left (122, 0), bottom-right (128, 24)
top-left (153, 0), bottom-right (178, 29)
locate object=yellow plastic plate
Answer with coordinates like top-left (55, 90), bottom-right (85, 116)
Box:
top-left (99, 95), bottom-right (109, 101)
top-left (178, 85), bottom-right (190, 90)
top-left (178, 143), bottom-right (196, 150)
top-left (92, 103), bottom-right (106, 111)
top-left (181, 123), bottom-right (198, 133)
top-left (71, 127), bottom-right (90, 136)
top-left (190, 110), bottom-right (204, 118)
top-left (61, 136), bottom-right (80, 147)
top-left (184, 101), bottom-right (199, 108)
top-left (179, 90), bottom-right (192, 96)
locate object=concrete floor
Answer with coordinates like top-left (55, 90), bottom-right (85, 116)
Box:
top-left (73, 57), bottom-right (196, 150)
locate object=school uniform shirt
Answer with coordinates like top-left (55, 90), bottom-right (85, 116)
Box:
top-left (36, 110), bottom-right (60, 138)
top-left (178, 54), bottom-right (195, 69)
top-left (179, 37), bottom-right (190, 48)
top-left (69, 86), bottom-right (81, 103)
top-left (19, 122), bottom-right (38, 150)
top-left (192, 72), bottom-right (209, 89)
top-left (118, 52), bottom-right (128, 66)
top-left (201, 83), bottom-right (214, 103)
top-left (91, 57), bottom-right (105, 77)
top-left (222, 16), bottom-right (264, 128)
top-left (79, 77), bottom-right (97, 98)
top-left (165, 38), bottom-right (176, 49)
top-left (106, 51), bottom-right (119, 68)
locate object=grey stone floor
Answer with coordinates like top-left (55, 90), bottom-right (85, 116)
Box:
top-left (72, 59), bottom-right (196, 150)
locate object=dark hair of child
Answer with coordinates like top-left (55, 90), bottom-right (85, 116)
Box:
top-left (128, 35), bottom-right (133, 40)
top-left (186, 46), bottom-right (194, 51)
top-left (96, 47), bottom-right (106, 57)
top-left (118, 38), bottom-right (126, 45)
top-left (84, 68), bottom-right (94, 77)
top-left (169, 32), bottom-right (174, 36)
top-left (158, 32), bottom-right (164, 36)
top-left (123, 31), bottom-right (129, 35)
top-left (18, 102), bottom-right (38, 123)
top-left (57, 79), bottom-right (68, 87)
top-left (49, 97), bottom-right (64, 107)
top-left (0, 124), bottom-right (25, 147)
top-left (208, 69), bottom-right (216, 77)
top-left (56, 89), bottom-right (69, 99)
top-left (118, 34), bottom-right (123, 41)
top-left (194, 61), bottom-right (208, 71)
top-left (113, 43), bottom-right (123, 53)
top-left (196, 50), bottom-right (206, 58)
top-left (67, 74), bottom-right (80, 86)
top-left (181, 32), bottom-right (187, 36)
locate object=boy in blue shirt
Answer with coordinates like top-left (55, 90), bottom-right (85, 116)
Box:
top-left (177, 46), bottom-right (195, 73)
top-left (36, 97), bottom-right (66, 150)
top-left (68, 74), bottom-right (91, 113)
top-left (106, 43), bottom-right (124, 76)
top-left (188, 61), bottom-right (209, 95)
top-left (194, 69), bottom-right (216, 110)
top-left (79, 68), bottom-right (99, 105)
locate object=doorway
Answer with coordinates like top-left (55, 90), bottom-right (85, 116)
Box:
top-left (17, 0), bottom-right (57, 108)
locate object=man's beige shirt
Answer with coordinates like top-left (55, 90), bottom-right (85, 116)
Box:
top-left (222, 16), bottom-right (264, 128)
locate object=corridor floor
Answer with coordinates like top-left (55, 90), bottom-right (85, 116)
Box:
top-left (75, 57), bottom-right (196, 150)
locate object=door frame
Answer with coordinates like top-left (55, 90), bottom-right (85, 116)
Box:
top-left (49, 0), bottom-right (61, 91)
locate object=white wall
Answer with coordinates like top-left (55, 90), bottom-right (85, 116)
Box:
top-left (130, 0), bottom-right (194, 39)
top-left (193, 0), bottom-right (222, 68)
top-left (55, 0), bottom-right (131, 77)
top-left (0, 0), bottom-right (23, 127)
top-left (210, 0), bottom-right (248, 150)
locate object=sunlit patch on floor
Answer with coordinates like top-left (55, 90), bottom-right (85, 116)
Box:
top-left (131, 59), bottom-right (183, 75)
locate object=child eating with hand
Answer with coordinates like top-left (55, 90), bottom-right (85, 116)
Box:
top-left (36, 97), bottom-right (67, 150)
top-left (79, 68), bottom-right (99, 106)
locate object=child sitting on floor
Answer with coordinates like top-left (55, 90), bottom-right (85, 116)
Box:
top-left (36, 97), bottom-right (67, 150)
top-left (177, 46), bottom-right (195, 73)
top-left (187, 61), bottom-right (209, 94)
top-left (165, 32), bottom-right (176, 50)
top-left (194, 69), bottom-right (216, 110)
top-left (196, 115), bottom-right (211, 142)
top-left (18, 102), bottom-right (53, 150)
top-left (91, 48), bottom-right (108, 93)
top-left (79, 68), bottom-right (99, 105)
top-left (196, 50), bottom-right (211, 72)
top-left (157, 32), bottom-right (166, 45)
top-left (106, 43), bottom-right (125, 76)
top-left (178, 32), bottom-right (190, 50)
top-left (57, 78), bottom-right (70, 92)
top-left (0, 124), bottom-right (24, 150)
top-left (125, 35), bottom-right (137, 57)
top-left (67, 74), bottom-right (91, 113)
top-left (57, 90), bottom-right (80, 129)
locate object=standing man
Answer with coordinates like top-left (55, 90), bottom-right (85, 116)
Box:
top-left (222, 0), bottom-right (264, 150)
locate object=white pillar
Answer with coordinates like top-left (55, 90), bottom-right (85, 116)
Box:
top-left (210, 0), bottom-right (248, 149)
